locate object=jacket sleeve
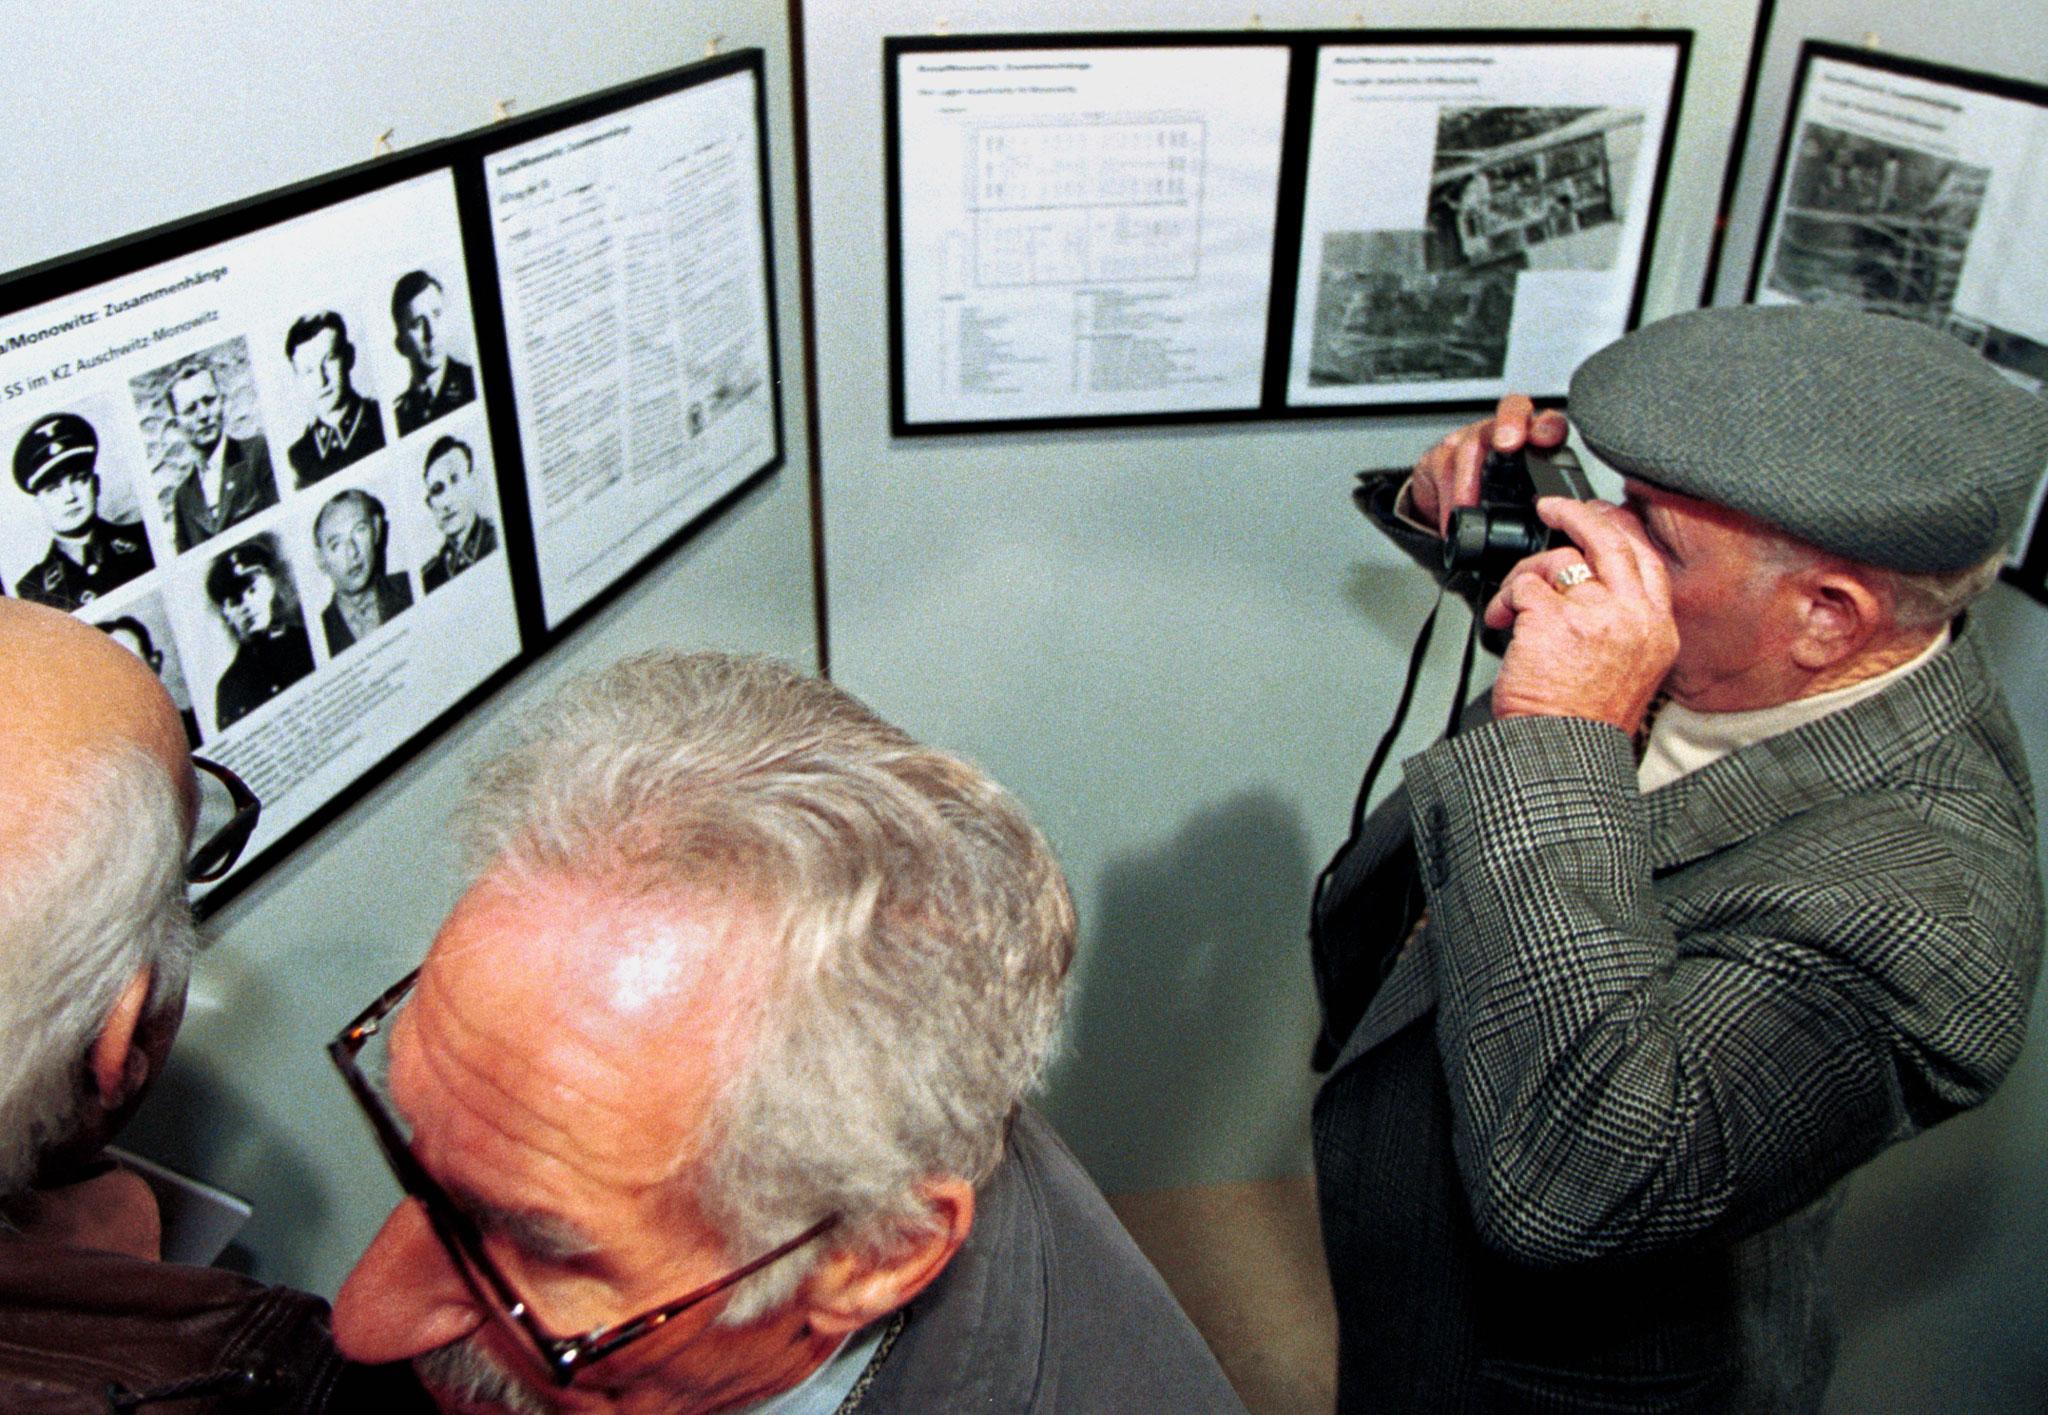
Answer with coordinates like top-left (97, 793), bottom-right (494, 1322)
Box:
top-left (1402, 713), bottom-right (2038, 1268)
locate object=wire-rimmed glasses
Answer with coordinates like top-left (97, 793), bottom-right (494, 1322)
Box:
top-left (328, 967), bottom-right (840, 1386)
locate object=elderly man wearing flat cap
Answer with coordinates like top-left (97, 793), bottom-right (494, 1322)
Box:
top-left (9, 412), bottom-right (155, 611)
top-left (1311, 305), bottom-right (2048, 1412)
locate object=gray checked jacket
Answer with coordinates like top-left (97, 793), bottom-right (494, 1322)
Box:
top-left (1310, 626), bottom-right (2041, 1412)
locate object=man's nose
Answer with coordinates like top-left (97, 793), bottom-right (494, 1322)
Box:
top-left (333, 1198), bottom-right (486, 1366)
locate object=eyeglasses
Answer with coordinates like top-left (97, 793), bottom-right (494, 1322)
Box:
top-left (187, 756), bottom-right (260, 884)
top-left (328, 967), bottom-right (841, 1387)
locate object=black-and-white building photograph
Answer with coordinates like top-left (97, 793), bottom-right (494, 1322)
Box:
top-left (1307, 230), bottom-right (1515, 386)
top-left (1764, 123), bottom-right (1989, 322)
top-left (1425, 106), bottom-right (1642, 273)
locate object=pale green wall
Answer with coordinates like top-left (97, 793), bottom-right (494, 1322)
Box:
top-left (8, 2), bottom-right (821, 1295)
top-left (799, 0), bottom-right (1758, 1191)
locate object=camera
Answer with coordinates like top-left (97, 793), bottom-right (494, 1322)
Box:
top-left (1442, 443), bottom-right (1594, 593)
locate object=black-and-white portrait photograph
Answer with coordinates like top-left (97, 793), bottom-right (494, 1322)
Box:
top-left (282, 309), bottom-right (389, 488)
top-left (1765, 123), bottom-right (1989, 323)
top-left (415, 430), bottom-right (499, 592)
top-left (90, 593), bottom-right (203, 748)
top-left (197, 531), bottom-right (317, 731)
top-left (129, 337), bottom-right (281, 555)
top-left (1307, 231), bottom-right (1516, 386)
top-left (310, 483), bottom-right (414, 655)
top-left (2, 395), bottom-right (157, 613)
top-left (1425, 106), bottom-right (1643, 273)
top-left (388, 269), bottom-right (478, 437)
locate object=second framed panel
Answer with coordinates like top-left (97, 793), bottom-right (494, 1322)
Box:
top-left (1286, 34), bottom-right (1688, 411)
top-left (886, 29), bottom-right (1689, 434)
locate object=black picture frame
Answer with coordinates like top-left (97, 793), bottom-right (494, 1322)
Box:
top-left (471, 53), bottom-right (787, 635)
top-left (884, 29), bottom-right (1690, 437)
top-left (1747, 41), bottom-right (2048, 606)
top-left (0, 47), bottom-right (784, 916)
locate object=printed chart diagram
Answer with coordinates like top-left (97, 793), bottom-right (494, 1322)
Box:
top-left (964, 115), bottom-right (1208, 287)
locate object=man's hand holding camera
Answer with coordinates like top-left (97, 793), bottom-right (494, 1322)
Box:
top-left (1483, 498), bottom-right (1676, 735)
top-left (1409, 393), bottom-right (1570, 536)
top-left (1414, 394), bottom-right (1676, 737)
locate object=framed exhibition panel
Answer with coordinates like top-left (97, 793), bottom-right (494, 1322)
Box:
top-left (1749, 42), bottom-right (2048, 604)
top-left (480, 61), bottom-right (783, 629)
top-left (0, 48), bottom-right (784, 912)
top-left (1285, 34), bottom-right (1687, 412)
top-left (885, 29), bottom-right (1688, 435)
top-left (887, 33), bottom-right (1293, 433)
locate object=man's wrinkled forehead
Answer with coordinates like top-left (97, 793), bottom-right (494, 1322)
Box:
top-left (417, 873), bottom-right (771, 1093)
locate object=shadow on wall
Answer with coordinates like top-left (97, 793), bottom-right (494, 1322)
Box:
top-left (119, 1051), bottom-right (329, 1278)
top-left (1043, 789), bottom-right (1324, 1195)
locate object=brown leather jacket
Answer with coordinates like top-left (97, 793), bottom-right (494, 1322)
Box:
top-left (0, 1238), bottom-right (426, 1413)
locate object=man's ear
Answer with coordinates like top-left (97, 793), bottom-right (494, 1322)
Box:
top-left (1787, 568), bottom-right (1884, 672)
top-left (801, 1178), bottom-right (975, 1339)
top-left (89, 966), bottom-right (155, 1111)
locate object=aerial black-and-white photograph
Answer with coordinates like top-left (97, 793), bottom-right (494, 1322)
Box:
top-left (1425, 106), bottom-right (1643, 273)
top-left (129, 337), bottom-right (282, 555)
top-left (1764, 123), bottom-right (1988, 322)
top-left (1308, 231), bottom-right (1516, 386)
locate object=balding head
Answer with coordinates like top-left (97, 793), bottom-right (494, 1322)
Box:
top-left (0, 600), bottom-right (199, 1197)
top-left (0, 600), bottom-right (196, 851)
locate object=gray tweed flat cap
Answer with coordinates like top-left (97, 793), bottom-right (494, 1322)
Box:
top-left (1568, 305), bottom-right (2048, 572)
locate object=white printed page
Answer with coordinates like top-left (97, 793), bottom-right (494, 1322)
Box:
top-left (1287, 41), bottom-right (1681, 407)
top-left (0, 170), bottom-right (520, 901)
top-left (485, 69), bottom-right (778, 627)
top-left (895, 44), bottom-right (1291, 426)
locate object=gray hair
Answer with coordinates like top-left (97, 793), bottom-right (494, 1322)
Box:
top-left (1884, 552), bottom-right (2004, 631)
top-left (457, 652), bottom-right (1075, 1321)
top-left (1755, 533), bottom-right (2003, 631)
top-left (0, 746), bottom-right (194, 1200)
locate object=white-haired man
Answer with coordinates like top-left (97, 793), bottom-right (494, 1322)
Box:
top-left (0, 598), bottom-right (417, 1410)
top-left (1312, 306), bottom-right (2048, 1410)
top-left (330, 651), bottom-right (1243, 1414)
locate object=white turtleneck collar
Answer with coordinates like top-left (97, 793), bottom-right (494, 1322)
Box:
top-left (1638, 627), bottom-right (1951, 794)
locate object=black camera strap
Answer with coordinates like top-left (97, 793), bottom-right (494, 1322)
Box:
top-left (1310, 584), bottom-right (1481, 930)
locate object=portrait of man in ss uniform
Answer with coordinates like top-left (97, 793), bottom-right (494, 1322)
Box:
top-left (8, 413), bottom-right (154, 612)
top-left (204, 535), bottom-right (315, 730)
top-left (285, 311), bottom-right (387, 488)
top-left (390, 270), bottom-right (476, 437)
top-left (418, 435), bottom-right (496, 592)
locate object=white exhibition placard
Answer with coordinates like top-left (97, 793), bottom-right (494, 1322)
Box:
top-left (1287, 41), bottom-right (1681, 408)
top-left (1756, 49), bottom-right (2048, 571)
top-left (893, 43), bottom-right (1291, 427)
top-left (485, 68), bottom-right (779, 627)
top-left (0, 170), bottom-right (521, 900)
